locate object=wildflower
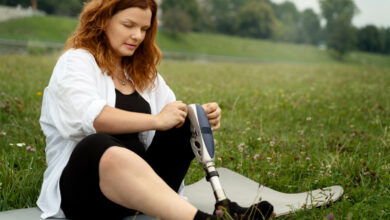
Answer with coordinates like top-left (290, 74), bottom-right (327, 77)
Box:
top-left (306, 117), bottom-right (312, 121)
top-left (253, 154), bottom-right (260, 159)
top-left (237, 163), bottom-right (242, 168)
top-left (320, 133), bottom-right (324, 137)
top-left (306, 156), bottom-right (311, 161)
top-left (26, 146), bottom-right (36, 152)
top-left (0, 131), bottom-right (6, 136)
top-left (327, 212), bottom-right (334, 220)
top-left (299, 130), bottom-right (304, 136)
top-left (237, 143), bottom-right (244, 152)
top-left (257, 137), bottom-right (262, 141)
top-left (16, 143), bottom-right (26, 147)
top-left (269, 141), bottom-right (275, 147)
top-left (9, 143), bottom-right (14, 146)
top-left (36, 91), bottom-right (43, 96)
top-left (215, 209), bottom-right (224, 217)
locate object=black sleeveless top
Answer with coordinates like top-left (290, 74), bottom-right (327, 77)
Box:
top-left (112, 89), bottom-right (151, 149)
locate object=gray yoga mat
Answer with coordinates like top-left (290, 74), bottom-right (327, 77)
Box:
top-left (0, 168), bottom-right (343, 219)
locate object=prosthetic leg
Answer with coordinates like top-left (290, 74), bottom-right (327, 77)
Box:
top-left (187, 104), bottom-right (227, 202)
top-left (187, 104), bottom-right (274, 219)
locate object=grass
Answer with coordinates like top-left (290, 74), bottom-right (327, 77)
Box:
top-left (1, 53), bottom-right (390, 219)
top-left (0, 16), bottom-right (78, 43)
top-left (157, 31), bottom-right (333, 64)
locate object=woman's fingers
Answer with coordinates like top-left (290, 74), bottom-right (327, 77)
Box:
top-left (202, 103), bottom-right (220, 117)
top-left (206, 108), bottom-right (221, 120)
top-left (202, 102), bottom-right (221, 131)
top-left (156, 101), bottom-right (188, 130)
top-left (209, 115), bottom-right (221, 130)
top-left (211, 123), bottom-right (220, 131)
top-left (209, 116), bottom-right (221, 126)
top-left (173, 101), bottom-right (187, 128)
top-left (177, 101), bottom-right (188, 114)
top-left (162, 102), bottom-right (221, 129)
top-left (176, 109), bottom-right (187, 128)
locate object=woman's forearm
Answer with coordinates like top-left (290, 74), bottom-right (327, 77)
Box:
top-left (93, 105), bottom-right (160, 134)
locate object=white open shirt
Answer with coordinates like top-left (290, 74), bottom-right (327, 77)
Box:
top-left (37, 49), bottom-right (182, 219)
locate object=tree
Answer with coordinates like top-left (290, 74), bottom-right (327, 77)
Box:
top-left (54, 0), bottom-right (83, 16)
top-left (161, 7), bottom-right (193, 37)
top-left (237, 1), bottom-right (276, 39)
top-left (272, 1), bottom-right (300, 42)
top-left (31, 0), bottom-right (37, 10)
top-left (195, 0), bottom-right (216, 32)
top-left (207, 0), bottom-right (239, 35)
top-left (160, 0), bottom-right (199, 32)
top-left (385, 28), bottom-right (390, 54)
top-left (0, 0), bottom-right (85, 16)
top-left (298, 9), bottom-right (321, 45)
top-left (202, 0), bottom-right (274, 35)
top-left (320, 0), bottom-right (359, 59)
top-left (357, 25), bottom-right (384, 53)
top-left (0, 0), bottom-right (30, 7)
top-left (327, 16), bottom-right (357, 59)
top-left (36, 0), bottom-right (84, 16)
top-left (273, 1), bottom-right (299, 22)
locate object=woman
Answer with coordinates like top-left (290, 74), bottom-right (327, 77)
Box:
top-left (37, 0), bottom-right (272, 219)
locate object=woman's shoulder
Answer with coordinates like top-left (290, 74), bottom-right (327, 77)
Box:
top-left (60, 48), bottom-right (95, 62)
top-left (50, 48), bottom-right (102, 83)
top-left (151, 73), bottom-right (167, 90)
top-left (151, 73), bottom-right (173, 95)
top-left (55, 48), bottom-right (100, 72)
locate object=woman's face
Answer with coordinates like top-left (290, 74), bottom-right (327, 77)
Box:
top-left (105, 7), bottom-right (152, 58)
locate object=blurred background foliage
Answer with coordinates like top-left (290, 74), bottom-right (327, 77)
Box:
top-left (0, 0), bottom-right (390, 60)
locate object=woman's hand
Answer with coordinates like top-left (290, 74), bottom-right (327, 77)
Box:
top-left (155, 101), bottom-right (188, 130)
top-left (202, 102), bottom-right (222, 131)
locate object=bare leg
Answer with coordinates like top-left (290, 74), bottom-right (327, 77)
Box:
top-left (99, 146), bottom-right (198, 220)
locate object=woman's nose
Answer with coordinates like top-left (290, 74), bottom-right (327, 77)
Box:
top-left (131, 28), bottom-right (142, 41)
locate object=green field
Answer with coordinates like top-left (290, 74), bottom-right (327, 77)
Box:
top-left (0, 16), bottom-right (77, 43)
top-left (1, 15), bottom-right (390, 219)
top-left (1, 54), bottom-right (390, 219)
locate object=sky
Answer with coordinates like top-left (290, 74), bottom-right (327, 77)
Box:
top-left (270, 0), bottom-right (390, 28)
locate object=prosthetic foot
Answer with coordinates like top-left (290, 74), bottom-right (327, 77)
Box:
top-left (187, 104), bottom-right (274, 219)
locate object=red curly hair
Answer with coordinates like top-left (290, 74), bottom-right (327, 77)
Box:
top-left (65, 0), bottom-right (161, 92)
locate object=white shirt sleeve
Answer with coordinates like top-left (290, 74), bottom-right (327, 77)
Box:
top-left (155, 74), bottom-right (176, 109)
top-left (44, 49), bottom-right (107, 140)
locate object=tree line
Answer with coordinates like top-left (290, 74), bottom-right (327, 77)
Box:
top-left (161, 0), bottom-right (390, 59)
top-left (1, 0), bottom-right (389, 59)
top-left (0, 0), bottom-right (84, 17)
